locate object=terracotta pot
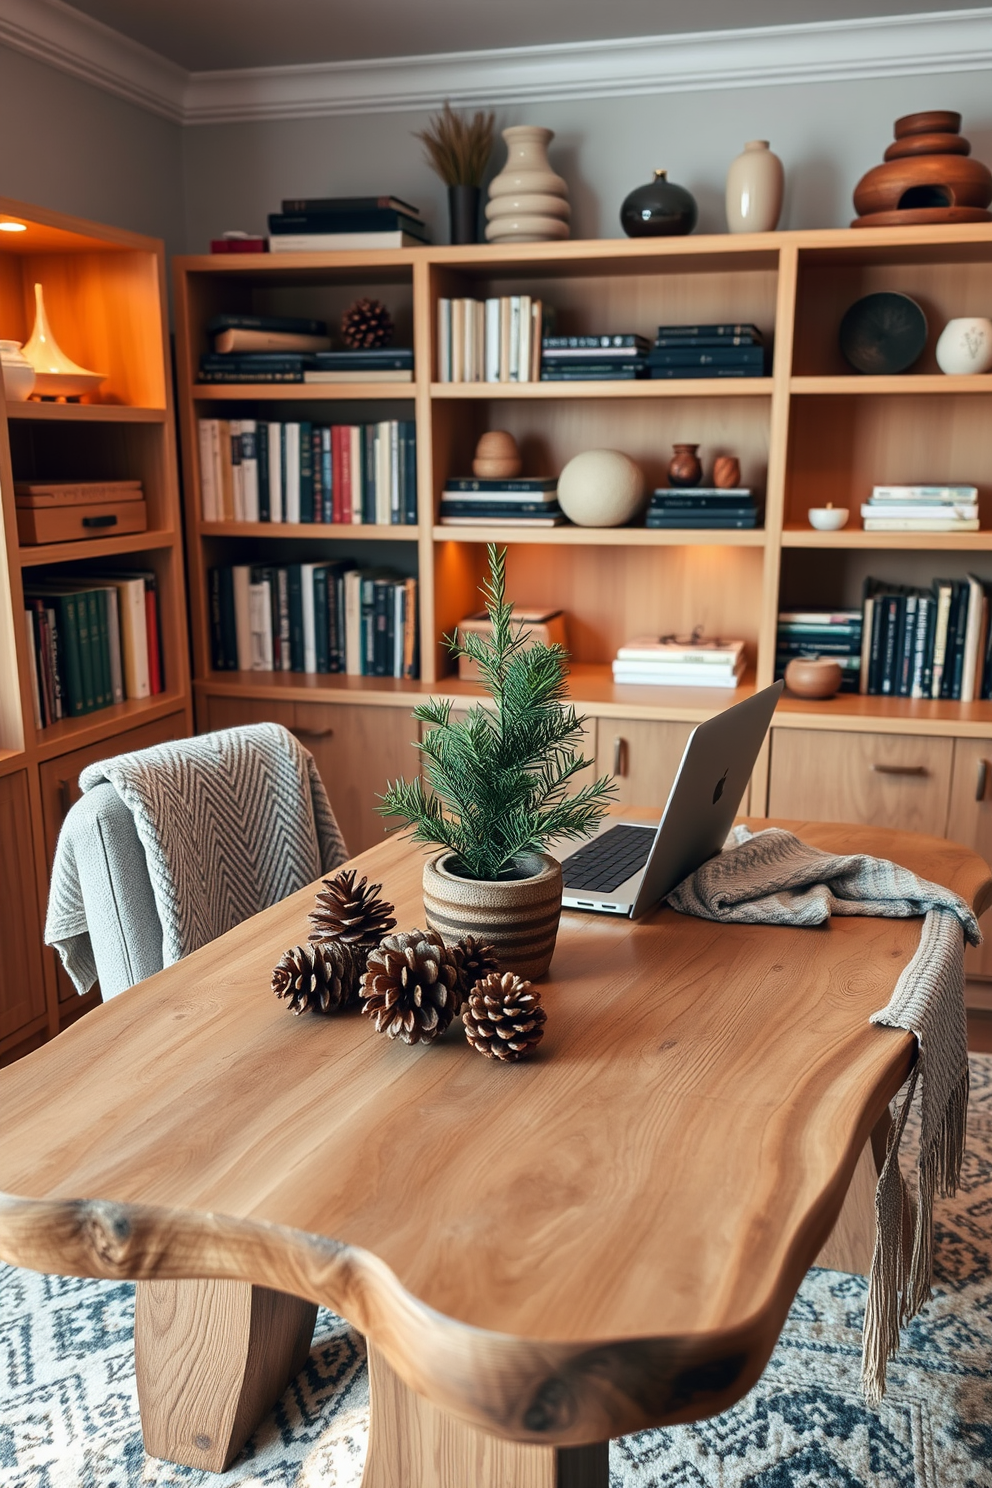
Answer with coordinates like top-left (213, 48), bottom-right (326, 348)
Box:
top-left (423, 850), bottom-right (563, 980)
top-left (784, 656), bottom-right (843, 699)
top-left (713, 455), bottom-right (741, 489)
top-left (725, 141), bottom-right (784, 234)
top-left (668, 443), bottom-right (702, 488)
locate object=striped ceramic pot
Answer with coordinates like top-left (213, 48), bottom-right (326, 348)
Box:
top-left (422, 850), bottom-right (563, 980)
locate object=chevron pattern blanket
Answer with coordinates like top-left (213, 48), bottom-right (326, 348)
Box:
top-left (47, 722), bottom-right (347, 988)
top-left (667, 825), bottom-right (980, 1407)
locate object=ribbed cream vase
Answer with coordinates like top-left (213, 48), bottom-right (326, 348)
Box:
top-left (485, 126), bottom-right (570, 243)
top-left (423, 850), bottom-right (563, 980)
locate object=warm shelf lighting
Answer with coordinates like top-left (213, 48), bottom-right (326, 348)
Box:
top-left (0, 221), bottom-right (27, 232)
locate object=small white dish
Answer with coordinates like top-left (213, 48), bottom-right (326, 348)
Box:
top-left (808, 506), bottom-right (850, 531)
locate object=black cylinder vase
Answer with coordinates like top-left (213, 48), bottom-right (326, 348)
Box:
top-left (448, 185), bottom-right (481, 245)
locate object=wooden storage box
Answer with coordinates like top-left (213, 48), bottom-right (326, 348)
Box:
top-left (15, 481), bottom-right (146, 546)
top-left (456, 607), bottom-right (568, 683)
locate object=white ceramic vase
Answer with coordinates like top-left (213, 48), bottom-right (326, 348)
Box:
top-left (0, 341), bottom-right (35, 401)
top-left (486, 127), bottom-right (570, 243)
top-left (725, 141), bottom-right (784, 234)
top-left (935, 317), bottom-right (992, 375)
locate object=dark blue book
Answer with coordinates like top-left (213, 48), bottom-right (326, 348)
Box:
top-left (401, 421), bottom-right (417, 525)
top-left (373, 579), bottom-right (391, 676)
top-left (321, 428), bottom-right (333, 522)
top-left (444, 477), bottom-right (557, 493)
top-left (281, 194), bottom-right (419, 215)
top-left (287, 565), bottom-right (305, 672)
top-left (645, 512), bottom-right (760, 529)
top-left (653, 333), bottom-right (761, 348)
top-left (646, 347), bottom-right (765, 367)
top-left (299, 422), bottom-right (314, 523)
top-left (210, 567), bottom-right (238, 671)
top-left (440, 500), bottom-right (564, 517)
top-left (648, 365), bottom-right (766, 380)
top-left (362, 424), bottom-right (377, 525)
top-left (205, 313), bottom-right (327, 336)
top-left (310, 426), bottom-right (323, 525)
top-left (269, 210), bottom-right (426, 234)
top-left (656, 323), bottom-right (762, 338)
top-left (200, 353), bottom-right (315, 370)
top-left (257, 422), bottom-right (270, 521)
top-left (198, 368), bottom-right (304, 383)
top-left (313, 349), bottom-right (414, 368)
top-left (313, 566), bottom-right (330, 673)
top-left (651, 491), bottom-right (756, 509)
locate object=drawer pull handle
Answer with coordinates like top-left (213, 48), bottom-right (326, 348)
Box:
top-left (82, 514), bottom-right (117, 529)
top-left (870, 763), bottom-right (928, 777)
top-left (613, 736), bottom-right (628, 777)
top-left (978, 759), bottom-right (990, 802)
top-left (291, 726), bottom-right (334, 741)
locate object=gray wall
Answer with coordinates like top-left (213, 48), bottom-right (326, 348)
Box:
top-left (0, 44), bottom-right (184, 260)
top-left (182, 69), bottom-right (992, 249)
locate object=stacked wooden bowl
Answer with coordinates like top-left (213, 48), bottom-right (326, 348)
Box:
top-left (852, 111), bottom-right (992, 227)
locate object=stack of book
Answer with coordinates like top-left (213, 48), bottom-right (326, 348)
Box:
top-left (197, 418), bottom-right (417, 525)
top-left (23, 571), bottom-right (163, 726)
top-left (436, 296), bottom-right (547, 382)
top-left (438, 478), bottom-right (564, 527)
top-left (776, 610), bottom-right (862, 693)
top-left (611, 635), bottom-right (746, 688)
top-left (198, 313), bottom-right (330, 384)
top-left (540, 335), bottom-right (649, 381)
top-left (209, 564), bottom-right (418, 678)
top-left (860, 484), bottom-right (980, 533)
top-left (304, 349), bottom-right (413, 384)
top-left (268, 195), bottom-right (430, 251)
top-left (646, 324), bottom-right (766, 380)
top-left (861, 574), bottom-right (992, 700)
top-left (646, 487), bottom-right (762, 529)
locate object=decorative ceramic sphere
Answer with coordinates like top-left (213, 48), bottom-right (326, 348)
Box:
top-left (935, 317), bottom-right (992, 374)
top-left (784, 656), bottom-right (843, 699)
top-left (713, 455), bottom-right (741, 489)
top-left (557, 449), bottom-right (645, 527)
top-left (473, 430), bottom-right (522, 479)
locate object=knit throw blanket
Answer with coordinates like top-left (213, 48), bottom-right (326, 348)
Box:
top-left (667, 826), bottom-right (980, 1406)
top-left (48, 722), bottom-right (346, 981)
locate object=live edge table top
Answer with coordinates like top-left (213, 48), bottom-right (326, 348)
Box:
top-left (1, 818), bottom-right (989, 1447)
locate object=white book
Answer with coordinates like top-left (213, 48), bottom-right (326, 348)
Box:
top-left (485, 298), bottom-right (500, 382)
top-left (350, 425), bottom-right (363, 523)
top-left (229, 420), bottom-right (245, 521)
top-left (232, 565), bottom-right (253, 670)
top-left (344, 569), bottom-right (364, 675)
top-left (871, 484), bottom-right (977, 501)
top-left (861, 502), bottom-right (978, 520)
top-left (475, 300), bottom-right (485, 382)
top-left (612, 664), bottom-right (742, 688)
top-left (863, 517), bottom-right (980, 532)
top-left (394, 581), bottom-right (404, 677)
top-left (438, 297), bottom-right (451, 382)
top-left (375, 421), bottom-right (392, 524)
top-left (509, 297), bottom-right (521, 380)
top-left (961, 574), bottom-right (985, 703)
top-left (284, 422), bottom-right (301, 523)
top-left (198, 419), bottom-right (218, 520)
top-left (617, 637), bottom-right (745, 664)
top-left (300, 563), bottom-right (317, 673)
top-left (518, 294), bottom-right (532, 384)
top-left (270, 229), bottom-right (426, 250)
top-left (99, 586), bottom-right (124, 703)
top-left (248, 577), bottom-right (273, 670)
top-left (390, 420), bottom-right (401, 524)
top-left (240, 419), bottom-right (259, 521)
top-left (112, 577), bottom-right (149, 697)
top-left (463, 298), bottom-right (476, 384)
top-left (23, 609), bottom-right (42, 729)
top-left (210, 419), bottom-right (225, 519)
top-left (612, 657), bottom-right (743, 678)
top-left (451, 299), bottom-right (464, 381)
top-left (499, 297), bottom-right (511, 381)
top-left (267, 422), bottom-right (283, 522)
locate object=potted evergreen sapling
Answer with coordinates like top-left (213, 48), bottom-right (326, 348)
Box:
top-left (379, 546), bottom-right (614, 977)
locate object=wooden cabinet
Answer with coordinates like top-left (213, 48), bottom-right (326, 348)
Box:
top-left (946, 737), bottom-right (992, 979)
top-left (596, 719), bottom-right (694, 811)
top-left (0, 770), bottom-right (47, 1045)
top-left (768, 728), bottom-right (954, 836)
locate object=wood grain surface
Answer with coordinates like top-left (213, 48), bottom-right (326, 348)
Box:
top-left (0, 818), bottom-right (988, 1445)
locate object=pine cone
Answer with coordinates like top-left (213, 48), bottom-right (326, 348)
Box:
top-left (341, 297), bottom-right (394, 349)
top-left (453, 935), bottom-right (500, 996)
top-left (309, 868), bottom-right (396, 949)
top-left (361, 930), bottom-right (461, 1044)
top-left (462, 972), bottom-right (546, 1061)
top-left (272, 941), bottom-right (359, 1015)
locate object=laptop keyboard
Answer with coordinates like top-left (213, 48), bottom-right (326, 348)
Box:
top-left (561, 824), bottom-right (655, 894)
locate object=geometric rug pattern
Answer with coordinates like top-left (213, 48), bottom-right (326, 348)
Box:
top-left (2, 1054), bottom-right (990, 1488)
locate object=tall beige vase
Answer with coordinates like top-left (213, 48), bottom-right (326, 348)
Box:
top-left (725, 141), bottom-right (784, 233)
top-left (423, 850), bottom-right (563, 979)
top-left (486, 126), bottom-right (570, 243)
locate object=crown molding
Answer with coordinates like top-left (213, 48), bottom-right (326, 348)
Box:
top-left (0, 3), bottom-right (991, 126)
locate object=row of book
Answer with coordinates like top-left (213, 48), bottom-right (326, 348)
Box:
top-left (611, 635), bottom-right (746, 688)
top-left (268, 195), bottom-right (430, 252)
top-left (646, 488), bottom-right (762, 530)
top-left (209, 564), bottom-right (418, 678)
top-left (645, 323), bottom-right (766, 380)
top-left (776, 611), bottom-right (862, 694)
top-left (198, 349), bottom-right (414, 385)
top-left (197, 418), bottom-right (417, 525)
top-left (540, 335), bottom-right (649, 381)
top-left (24, 572), bottom-right (164, 726)
top-left (861, 576), bottom-right (992, 700)
top-left (437, 297), bottom-right (547, 383)
top-left (439, 477), bottom-right (564, 527)
top-left (860, 485), bottom-right (980, 534)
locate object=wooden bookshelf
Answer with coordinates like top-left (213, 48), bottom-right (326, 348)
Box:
top-left (0, 196), bottom-right (191, 1062)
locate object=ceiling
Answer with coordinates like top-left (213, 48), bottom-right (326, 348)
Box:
top-left (58, 0), bottom-right (992, 71)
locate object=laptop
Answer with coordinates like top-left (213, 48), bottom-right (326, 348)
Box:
top-left (554, 680), bottom-right (783, 917)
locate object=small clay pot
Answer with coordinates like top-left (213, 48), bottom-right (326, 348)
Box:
top-left (713, 456), bottom-right (740, 489)
top-left (473, 429), bottom-right (522, 479)
top-left (784, 656), bottom-right (843, 700)
top-left (668, 443), bottom-right (702, 488)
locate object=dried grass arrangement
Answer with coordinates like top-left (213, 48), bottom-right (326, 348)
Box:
top-left (415, 102), bottom-right (496, 187)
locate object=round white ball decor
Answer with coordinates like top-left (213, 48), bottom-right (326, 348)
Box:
top-left (557, 449), bottom-right (645, 527)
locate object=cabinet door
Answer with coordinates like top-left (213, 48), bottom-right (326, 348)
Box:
top-left (295, 702), bottom-right (418, 858)
top-left (595, 719), bottom-right (694, 811)
top-left (946, 738), bottom-right (992, 979)
top-left (202, 695), bottom-right (296, 733)
top-left (768, 728), bottom-right (953, 836)
top-left (0, 771), bottom-right (47, 1043)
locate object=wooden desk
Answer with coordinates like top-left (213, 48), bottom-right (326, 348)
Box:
top-left (0, 818), bottom-right (989, 1488)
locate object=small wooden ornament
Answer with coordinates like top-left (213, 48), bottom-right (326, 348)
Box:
top-left (783, 656), bottom-right (843, 700)
top-left (473, 430), bottom-right (522, 479)
top-left (713, 456), bottom-right (740, 489)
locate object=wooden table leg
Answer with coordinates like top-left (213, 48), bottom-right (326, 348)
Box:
top-left (134, 1278), bottom-right (317, 1472)
top-left (815, 1110), bottom-right (892, 1276)
top-left (362, 1341), bottom-right (608, 1488)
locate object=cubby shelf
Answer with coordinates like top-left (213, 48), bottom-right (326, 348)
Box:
top-left (430, 379), bottom-right (774, 400)
top-left (7, 403), bottom-right (169, 423)
top-left (781, 527), bottom-right (992, 550)
top-left (199, 521), bottom-right (419, 541)
top-left (432, 524), bottom-right (766, 547)
top-left (32, 690), bottom-right (189, 763)
top-left (18, 529), bottom-right (177, 567)
top-left (790, 375), bottom-right (992, 395)
top-left (192, 383), bottom-right (416, 402)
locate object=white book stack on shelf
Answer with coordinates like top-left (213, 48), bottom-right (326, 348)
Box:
top-left (861, 485), bottom-right (980, 532)
top-left (436, 295), bottom-right (544, 382)
top-left (612, 636), bottom-right (746, 688)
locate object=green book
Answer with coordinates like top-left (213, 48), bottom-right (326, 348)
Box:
top-left (91, 589), bottom-right (111, 708)
top-left (56, 595), bottom-right (85, 717)
top-left (74, 590), bottom-right (96, 713)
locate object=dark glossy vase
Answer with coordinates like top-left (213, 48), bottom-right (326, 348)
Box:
top-left (448, 184), bottom-right (481, 245)
top-left (668, 443), bottom-right (703, 488)
top-left (621, 170), bottom-right (698, 237)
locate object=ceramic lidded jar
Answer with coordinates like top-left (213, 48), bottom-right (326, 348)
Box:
top-left (935, 317), bottom-right (992, 374)
top-left (620, 170), bottom-right (698, 237)
top-left (725, 141), bottom-right (784, 233)
top-left (486, 127), bottom-right (570, 243)
top-left (0, 341), bottom-right (35, 401)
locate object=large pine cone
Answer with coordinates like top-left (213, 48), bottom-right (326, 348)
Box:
top-left (361, 930), bottom-right (461, 1044)
top-left (272, 941), bottom-right (359, 1015)
top-left (453, 935), bottom-right (499, 996)
top-left (341, 297), bottom-right (394, 349)
top-left (462, 972), bottom-right (546, 1061)
top-left (309, 868), bottom-right (396, 949)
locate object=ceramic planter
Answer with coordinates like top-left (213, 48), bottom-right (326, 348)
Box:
top-left (423, 850), bottom-right (563, 979)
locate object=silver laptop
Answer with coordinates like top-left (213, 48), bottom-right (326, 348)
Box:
top-left (555, 680), bottom-right (783, 917)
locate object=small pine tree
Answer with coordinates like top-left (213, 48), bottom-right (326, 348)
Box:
top-left (379, 545), bottom-right (615, 881)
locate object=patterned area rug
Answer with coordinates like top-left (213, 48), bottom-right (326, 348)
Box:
top-left (2, 1054), bottom-right (990, 1488)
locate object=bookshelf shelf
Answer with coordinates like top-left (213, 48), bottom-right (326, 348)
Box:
top-left (7, 404), bottom-right (169, 424)
top-left (18, 529), bottom-right (177, 568)
top-left (772, 690), bottom-right (992, 738)
top-left (32, 690), bottom-right (189, 762)
top-left (781, 527), bottom-right (992, 550)
top-left (192, 383), bottom-right (416, 403)
top-left (429, 379), bottom-right (774, 400)
top-left (433, 524), bottom-right (766, 547)
top-left (789, 376), bottom-right (992, 396)
top-left (199, 520), bottom-right (419, 541)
